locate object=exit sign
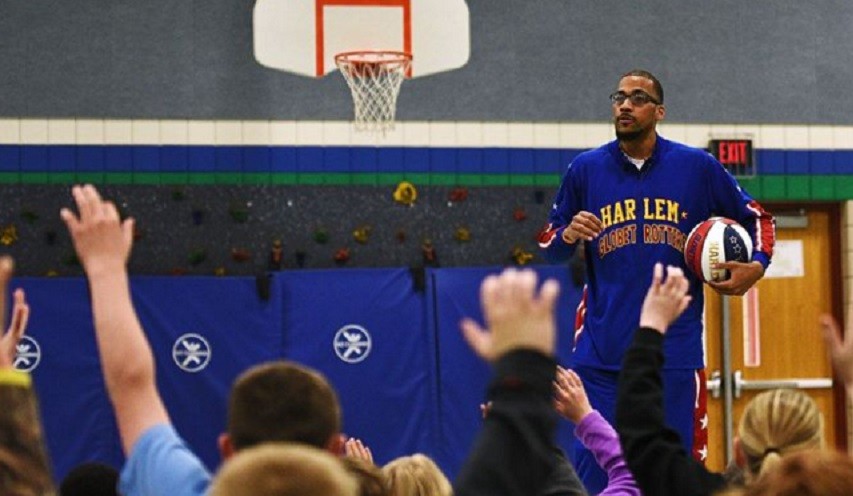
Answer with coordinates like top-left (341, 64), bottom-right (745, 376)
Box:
top-left (709, 139), bottom-right (755, 177)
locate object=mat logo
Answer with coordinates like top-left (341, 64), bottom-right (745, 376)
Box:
top-left (172, 333), bottom-right (212, 373)
top-left (333, 325), bottom-right (372, 364)
top-left (14, 336), bottom-right (41, 372)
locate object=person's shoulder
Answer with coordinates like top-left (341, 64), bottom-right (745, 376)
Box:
top-left (131, 423), bottom-right (180, 454)
top-left (659, 136), bottom-right (712, 160)
top-left (582, 140), bottom-right (616, 159)
top-left (571, 141), bottom-right (617, 168)
top-left (657, 136), bottom-right (718, 174)
top-left (119, 423), bottom-right (212, 496)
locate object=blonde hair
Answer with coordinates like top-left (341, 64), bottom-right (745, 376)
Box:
top-left (737, 389), bottom-right (822, 479)
top-left (341, 457), bottom-right (389, 496)
top-left (382, 454), bottom-right (452, 496)
top-left (209, 443), bottom-right (358, 496)
top-left (724, 450), bottom-right (853, 496)
top-left (0, 384), bottom-right (55, 496)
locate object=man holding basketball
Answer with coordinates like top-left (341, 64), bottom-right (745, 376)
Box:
top-left (538, 69), bottom-right (775, 494)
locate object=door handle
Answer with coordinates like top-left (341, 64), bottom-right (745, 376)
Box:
top-left (708, 370), bottom-right (833, 399)
top-left (731, 370), bottom-right (833, 399)
top-left (708, 370), bottom-right (722, 398)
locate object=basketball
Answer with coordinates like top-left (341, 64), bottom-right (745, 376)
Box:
top-left (683, 217), bottom-right (753, 283)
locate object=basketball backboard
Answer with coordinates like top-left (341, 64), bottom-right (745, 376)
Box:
top-left (253, 0), bottom-right (470, 78)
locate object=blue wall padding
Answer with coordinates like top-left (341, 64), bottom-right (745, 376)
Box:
top-left (14, 277), bottom-right (124, 481)
top-left (129, 277), bottom-right (284, 472)
top-left (276, 269), bottom-right (436, 467)
top-left (12, 266), bottom-right (584, 482)
top-left (430, 266), bottom-right (583, 478)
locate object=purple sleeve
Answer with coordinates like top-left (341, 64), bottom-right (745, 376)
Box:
top-left (574, 410), bottom-right (641, 496)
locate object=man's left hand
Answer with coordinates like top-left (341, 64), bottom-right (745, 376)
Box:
top-left (708, 261), bottom-right (765, 296)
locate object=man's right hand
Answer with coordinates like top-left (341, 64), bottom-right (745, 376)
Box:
top-left (562, 211), bottom-right (604, 244)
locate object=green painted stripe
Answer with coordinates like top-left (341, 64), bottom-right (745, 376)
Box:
top-left (741, 174), bottom-right (853, 201)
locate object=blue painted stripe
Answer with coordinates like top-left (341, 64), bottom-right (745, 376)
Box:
top-left (430, 148), bottom-right (457, 173)
top-left (0, 145), bottom-right (20, 172)
top-left (243, 147), bottom-right (271, 173)
top-left (77, 146), bottom-right (105, 172)
top-left (756, 150), bottom-right (786, 175)
top-left (835, 153), bottom-right (853, 174)
top-left (352, 147), bottom-right (377, 172)
top-left (106, 146), bottom-right (133, 172)
top-left (322, 147), bottom-right (350, 173)
top-left (216, 147), bottom-right (242, 173)
top-left (534, 149), bottom-right (562, 175)
top-left (457, 149), bottom-right (483, 174)
top-left (297, 147), bottom-right (323, 174)
top-left (509, 149), bottom-right (535, 174)
top-left (404, 147), bottom-right (430, 173)
top-left (21, 146), bottom-right (48, 172)
top-left (10, 145), bottom-right (853, 176)
top-left (161, 146), bottom-right (188, 172)
top-left (377, 147), bottom-right (403, 173)
top-left (188, 147), bottom-right (215, 173)
top-left (483, 148), bottom-right (509, 173)
top-left (271, 147), bottom-right (297, 172)
top-left (785, 150), bottom-right (810, 175)
top-left (133, 146), bottom-right (160, 173)
top-left (49, 146), bottom-right (75, 173)
top-left (811, 151), bottom-right (834, 175)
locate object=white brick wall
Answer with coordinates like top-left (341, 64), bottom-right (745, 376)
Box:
top-left (0, 119), bottom-right (848, 148)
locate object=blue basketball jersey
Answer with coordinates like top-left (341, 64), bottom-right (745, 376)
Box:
top-left (539, 135), bottom-right (775, 370)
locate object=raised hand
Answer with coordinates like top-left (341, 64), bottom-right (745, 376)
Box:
top-left (0, 257), bottom-right (29, 370)
top-left (460, 268), bottom-right (560, 362)
top-left (479, 401), bottom-right (493, 420)
top-left (60, 185), bottom-right (135, 277)
top-left (639, 263), bottom-right (692, 334)
top-left (0, 256), bottom-right (12, 329)
top-left (0, 288), bottom-right (30, 370)
top-left (553, 366), bottom-right (592, 424)
top-left (819, 314), bottom-right (853, 397)
top-left (59, 185), bottom-right (169, 456)
top-left (344, 437), bottom-right (374, 464)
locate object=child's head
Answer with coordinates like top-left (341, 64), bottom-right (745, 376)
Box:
top-left (736, 389), bottom-right (823, 479)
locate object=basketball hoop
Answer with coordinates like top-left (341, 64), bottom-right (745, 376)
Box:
top-left (335, 51), bottom-right (412, 133)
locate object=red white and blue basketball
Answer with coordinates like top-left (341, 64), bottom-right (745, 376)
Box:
top-left (683, 217), bottom-right (752, 283)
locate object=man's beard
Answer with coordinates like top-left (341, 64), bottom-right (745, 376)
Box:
top-left (615, 127), bottom-right (644, 141)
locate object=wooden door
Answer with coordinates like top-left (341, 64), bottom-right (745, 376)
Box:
top-left (704, 205), bottom-right (845, 472)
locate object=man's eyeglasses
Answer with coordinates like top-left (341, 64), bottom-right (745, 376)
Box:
top-left (609, 91), bottom-right (661, 106)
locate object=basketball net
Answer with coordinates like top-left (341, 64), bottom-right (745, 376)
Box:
top-left (335, 51), bottom-right (411, 133)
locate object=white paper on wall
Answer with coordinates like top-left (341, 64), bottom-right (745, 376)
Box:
top-left (763, 240), bottom-right (804, 279)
